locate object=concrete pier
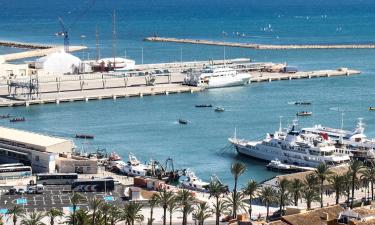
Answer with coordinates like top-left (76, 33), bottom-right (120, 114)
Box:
top-left (2, 46), bottom-right (87, 62)
top-left (145, 37), bottom-right (375, 50)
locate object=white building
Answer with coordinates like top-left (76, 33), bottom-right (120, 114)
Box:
top-left (35, 50), bottom-right (81, 75)
top-left (0, 126), bottom-right (97, 174)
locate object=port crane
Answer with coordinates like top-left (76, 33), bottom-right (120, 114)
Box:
top-left (56, 0), bottom-right (96, 52)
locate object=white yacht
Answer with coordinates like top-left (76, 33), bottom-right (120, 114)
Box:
top-left (301, 118), bottom-right (366, 142)
top-left (180, 169), bottom-right (209, 192)
top-left (184, 66), bottom-right (251, 88)
top-left (229, 122), bottom-right (351, 168)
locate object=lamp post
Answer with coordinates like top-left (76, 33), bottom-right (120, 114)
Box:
top-left (80, 35), bottom-right (86, 60)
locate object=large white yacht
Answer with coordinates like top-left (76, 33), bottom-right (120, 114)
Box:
top-left (110, 153), bottom-right (151, 177)
top-left (184, 66), bottom-right (251, 88)
top-left (228, 122), bottom-right (351, 168)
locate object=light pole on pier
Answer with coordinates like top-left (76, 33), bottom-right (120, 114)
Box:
top-left (180, 47), bottom-right (183, 67)
top-left (80, 35), bottom-right (86, 60)
top-left (141, 47), bottom-right (144, 64)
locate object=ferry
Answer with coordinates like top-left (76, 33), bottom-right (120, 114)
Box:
top-left (184, 66), bottom-right (251, 88)
top-left (229, 121), bottom-right (351, 168)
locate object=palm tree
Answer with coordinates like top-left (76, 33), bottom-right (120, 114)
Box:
top-left (224, 192), bottom-right (247, 218)
top-left (289, 179), bottom-right (305, 206)
top-left (342, 171), bottom-right (352, 203)
top-left (230, 162), bottom-right (247, 218)
top-left (74, 209), bottom-right (90, 225)
top-left (155, 189), bottom-right (174, 225)
top-left (0, 214), bottom-right (3, 225)
top-left (109, 205), bottom-right (122, 225)
top-left (212, 200), bottom-right (229, 225)
top-left (101, 202), bottom-right (111, 225)
top-left (330, 175), bottom-right (344, 204)
top-left (349, 160), bottom-right (363, 208)
top-left (277, 178), bottom-right (290, 214)
top-left (208, 179), bottom-right (226, 225)
top-left (259, 186), bottom-right (278, 221)
top-left (20, 212), bottom-right (45, 225)
top-left (167, 196), bottom-right (179, 225)
top-left (243, 180), bottom-right (258, 219)
top-left (88, 197), bottom-right (103, 225)
top-left (315, 163), bottom-right (333, 208)
top-left (192, 202), bottom-right (213, 225)
top-left (6, 205), bottom-right (24, 225)
top-left (71, 192), bottom-right (84, 225)
top-left (361, 162), bottom-right (375, 200)
top-left (46, 208), bottom-right (63, 225)
top-left (148, 194), bottom-right (158, 225)
top-left (176, 189), bottom-right (195, 225)
top-left (302, 174), bottom-right (320, 210)
top-left (123, 201), bottom-right (144, 225)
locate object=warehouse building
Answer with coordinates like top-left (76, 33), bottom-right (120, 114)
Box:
top-left (0, 126), bottom-right (97, 174)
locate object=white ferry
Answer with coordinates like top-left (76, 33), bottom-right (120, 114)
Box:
top-left (184, 66), bottom-right (251, 88)
top-left (229, 122), bottom-right (351, 168)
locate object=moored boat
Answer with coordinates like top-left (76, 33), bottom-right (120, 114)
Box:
top-left (10, 117), bottom-right (25, 123)
top-left (296, 111), bottom-right (312, 116)
top-left (184, 65), bottom-right (251, 88)
top-left (369, 107), bottom-right (375, 111)
top-left (0, 114), bottom-right (11, 119)
top-left (180, 169), bottom-right (209, 192)
top-left (75, 134), bottom-right (94, 139)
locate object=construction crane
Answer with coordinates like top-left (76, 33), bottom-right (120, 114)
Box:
top-left (57, 17), bottom-right (69, 52)
top-left (56, 0), bottom-right (96, 52)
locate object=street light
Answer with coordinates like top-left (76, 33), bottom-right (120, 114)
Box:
top-left (80, 35), bottom-right (86, 60)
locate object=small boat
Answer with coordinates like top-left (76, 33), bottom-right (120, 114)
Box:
top-left (215, 107), bottom-right (225, 112)
top-left (296, 111), bottom-right (312, 116)
top-left (369, 107), bottom-right (375, 111)
top-left (75, 134), bottom-right (94, 139)
top-left (178, 119), bottom-right (189, 124)
top-left (195, 104), bottom-right (212, 108)
top-left (10, 117), bottom-right (25, 123)
top-left (288, 101), bottom-right (311, 105)
top-left (266, 159), bottom-right (303, 173)
top-left (0, 114), bottom-right (11, 119)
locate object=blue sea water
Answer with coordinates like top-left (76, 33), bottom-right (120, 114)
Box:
top-left (0, 0), bottom-right (375, 185)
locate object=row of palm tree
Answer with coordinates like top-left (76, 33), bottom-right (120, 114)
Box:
top-left (151, 188), bottom-right (212, 225)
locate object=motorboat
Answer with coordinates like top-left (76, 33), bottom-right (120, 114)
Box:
top-left (195, 104), bottom-right (212, 108)
top-left (0, 114), bottom-right (11, 119)
top-left (288, 101), bottom-right (312, 105)
top-left (178, 119), bottom-right (189, 125)
top-left (75, 134), bottom-right (94, 139)
top-left (215, 107), bottom-right (225, 112)
top-left (10, 117), bottom-right (25, 123)
top-left (119, 153), bottom-right (152, 177)
top-left (369, 107), bottom-right (375, 111)
top-left (296, 111), bottom-right (312, 116)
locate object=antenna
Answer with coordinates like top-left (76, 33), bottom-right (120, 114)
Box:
top-left (112, 9), bottom-right (117, 69)
top-left (223, 46), bottom-right (226, 67)
top-left (234, 126), bottom-right (237, 140)
top-left (95, 24), bottom-right (100, 61)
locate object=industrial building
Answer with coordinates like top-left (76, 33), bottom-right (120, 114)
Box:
top-left (0, 126), bottom-right (97, 174)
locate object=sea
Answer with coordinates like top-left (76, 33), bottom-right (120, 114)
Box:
top-left (0, 0), bottom-right (375, 186)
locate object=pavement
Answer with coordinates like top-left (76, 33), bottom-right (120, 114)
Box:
top-left (0, 184), bottom-right (125, 213)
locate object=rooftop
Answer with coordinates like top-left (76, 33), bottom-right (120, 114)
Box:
top-left (0, 126), bottom-right (71, 149)
top-left (281, 205), bottom-right (344, 225)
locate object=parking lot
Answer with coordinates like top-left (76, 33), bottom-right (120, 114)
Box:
top-left (0, 184), bottom-right (126, 213)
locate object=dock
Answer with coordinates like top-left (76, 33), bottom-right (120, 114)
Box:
top-left (145, 37), bottom-right (375, 50)
top-left (0, 58), bottom-right (360, 107)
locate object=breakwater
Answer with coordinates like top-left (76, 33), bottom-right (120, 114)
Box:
top-left (145, 37), bottom-right (375, 50)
